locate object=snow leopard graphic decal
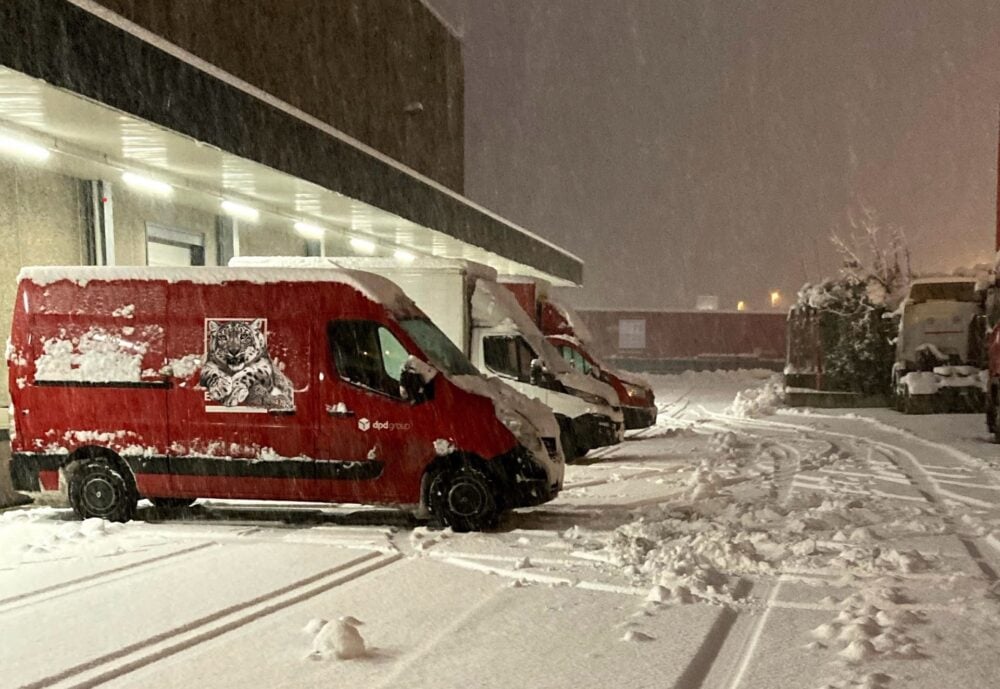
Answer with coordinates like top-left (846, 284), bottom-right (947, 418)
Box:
top-left (199, 318), bottom-right (294, 411)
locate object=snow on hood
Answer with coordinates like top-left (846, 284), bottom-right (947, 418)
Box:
top-left (18, 266), bottom-right (421, 318)
top-left (450, 374), bottom-right (560, 460)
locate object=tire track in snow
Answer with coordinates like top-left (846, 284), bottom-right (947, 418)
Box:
top-left (0, 541), bottom-right (217, 613)
top-left (706, 410), bottom-right (1000, 585)
top-left (23, 550), bottom-right (401, 689)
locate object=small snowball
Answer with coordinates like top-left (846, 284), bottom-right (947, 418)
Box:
top-left (622, 630), bottom-right (655, 642)
top-left (838, 639), bottom-right (878, 663)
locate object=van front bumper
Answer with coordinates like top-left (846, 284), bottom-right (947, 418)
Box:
top-left (623, 404), bottom-right (658, 429)
top-left (494, 446), bottom-right (560, 508)
top-left (572, 413), bottom-right (623, 451)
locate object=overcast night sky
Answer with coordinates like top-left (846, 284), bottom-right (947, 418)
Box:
top-left (427, 0), bottom-right (1000, 311)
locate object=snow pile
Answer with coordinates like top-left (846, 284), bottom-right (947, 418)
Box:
top-left (809, 585), bottom-right (926, 670)
top-left (602, 485), bottom-right (773, 604)
top-left (580, 425), bottom-right (950, 613)
top-left (729, 376), bottom-right (784, 417)
top-left (306, 616), bottom-right (367, 660)
top-left (35, 328), bottom-right (147, 382)
top-left (0, 509), bottom-right (128, 565)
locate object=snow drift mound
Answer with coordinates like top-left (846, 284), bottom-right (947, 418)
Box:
top-left (729, 376), bottom-right (785, 417)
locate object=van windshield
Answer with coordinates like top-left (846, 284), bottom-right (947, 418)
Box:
top-left (909, 281), bottom-right (977, 303)
top-left (400, 318), bottom-right (479, 376)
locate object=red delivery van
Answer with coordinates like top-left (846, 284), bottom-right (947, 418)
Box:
top-left (8, 267), bottom-right (564, 531)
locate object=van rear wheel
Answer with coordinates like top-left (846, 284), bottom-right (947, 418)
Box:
top-left (67, 459), bottom-right (136, 523)
top-left (426, 464), bottom-right (498, 532)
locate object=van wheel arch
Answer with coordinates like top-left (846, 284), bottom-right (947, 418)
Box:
top-left (421, 452), bottom-right (502, 532)
top-left (64, 446), bottom-right (139, 523)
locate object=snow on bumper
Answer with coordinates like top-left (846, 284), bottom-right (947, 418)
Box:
top-left (901, 367), bottom-right (987, 396)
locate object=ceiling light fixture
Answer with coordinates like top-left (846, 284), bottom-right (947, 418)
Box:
top-left (122, 171), bottom-right (172, 195)
top-left (0, 132), bottom-right (50, 162)
top-left (294, 221), bottom-right (326, 239)
top-left (221, 199), bottom-right (260, 222)
top-left (350, 237), bottom-right (377, 254)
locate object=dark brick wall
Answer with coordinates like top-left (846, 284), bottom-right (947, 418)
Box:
top-left (96, 0), bottom-right (464, 193)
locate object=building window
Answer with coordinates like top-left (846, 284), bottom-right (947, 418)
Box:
top-left (618, 319), bottom-right (646, 350)
top-left (146, 223), bottom-right (205, 266)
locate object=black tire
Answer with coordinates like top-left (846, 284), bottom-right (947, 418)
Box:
top-left (149, 497), bottom-right (197, 509)
top-left (560, 428), bottom-right (583, 463)
top-left (426, 464), bottom-right (498, 532)
top-left (67, 459), bottom-right (136, 523)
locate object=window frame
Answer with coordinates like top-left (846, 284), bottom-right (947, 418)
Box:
top-left (327, 319), bottom-right (410, 400)
top-left (483, 334), bottom-right (537, 382)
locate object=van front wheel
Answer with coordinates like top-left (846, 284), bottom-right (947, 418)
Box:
top-left (426, 464), bottom-right (498, 532)
top-left (67, 460), bottom-right (136, 523)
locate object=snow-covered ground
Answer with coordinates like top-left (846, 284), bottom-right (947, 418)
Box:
top-left (3, 369), bottom-right (1000, 689)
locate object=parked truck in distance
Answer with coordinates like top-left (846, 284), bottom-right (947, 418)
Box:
top-left (500, 277), bottom-right (658, 429)
top-left (230, 257), bottom-right (624, 460)
top-left (894, 276), bottom-right (986, 414)
top-left (8, 266), bottom-right (565, 531)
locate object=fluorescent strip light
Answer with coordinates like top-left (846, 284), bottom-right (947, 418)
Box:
top-left (294, 221), bottom-right (326, 239)
top-left (0, 132), bottom-right (50, 162)
top-left (350, 237), bottom-right (377, 254)
top-left (221, 199), bottom-right (260, 222)
top-left (394, 249), bottom-right (416, 262)
top-left (122, 171), bottom-right (172, 196)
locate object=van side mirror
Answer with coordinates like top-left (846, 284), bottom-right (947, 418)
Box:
top-left (529, 357), bottom-right (547, 385)
top-left (400, 356), bottom-right (437, 404)
top-left (400, 368), bottom-right (432, 403)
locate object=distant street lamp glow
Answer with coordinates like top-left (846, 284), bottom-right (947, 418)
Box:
top-left (0, 132), bottom-right (50, 162)
top-left (221, 199), bottom-right (260, 222)
top-left (393, 249), bottom-right (416, 262)
top-left (122, 171), bottom-right (172, 196)
top-left (294, 221), bottom-right (326, 239)
top-left (737, 300), bottom-right (746, 312)
top-left (770, 290), bottom-right (781, 308)
top-left (350, 237), bottom-right (377, 254)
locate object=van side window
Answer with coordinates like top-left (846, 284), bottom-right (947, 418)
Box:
top-left (483, 335), bottom-right (535, 382)
top-left (559, 345), bottom-right (591, 375)
top-left (327, 321), bottom-right (408, 398)
top-left (558, 345), bottom-right (576, 369)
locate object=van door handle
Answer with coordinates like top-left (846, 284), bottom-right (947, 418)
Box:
top-left (326, 405), bottom-right (355, 418)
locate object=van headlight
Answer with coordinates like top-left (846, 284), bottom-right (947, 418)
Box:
top-left (623, 383), bottom-right (646, 400)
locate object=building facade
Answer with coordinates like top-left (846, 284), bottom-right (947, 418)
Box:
top-left (95, 0), bottom-right (465, 193)
top-left (0, 0), bottom-right (581, 428)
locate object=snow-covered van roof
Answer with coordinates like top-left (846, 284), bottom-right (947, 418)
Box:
top-left (17, 266), bottom-right (419, 314)
top-left (229, 255), bottom-right (499, 281)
